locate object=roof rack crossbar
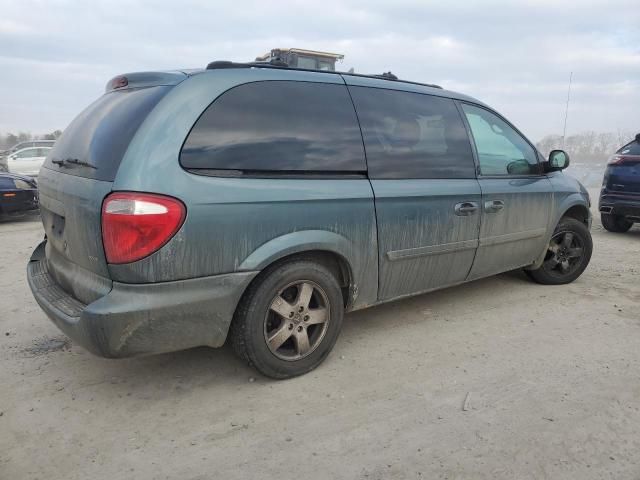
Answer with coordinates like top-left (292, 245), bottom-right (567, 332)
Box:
top-left (204, 60), bottom-right (443, 89)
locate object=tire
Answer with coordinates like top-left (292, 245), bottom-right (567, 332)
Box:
top-left (601, 213), bottom-right (633, 233)
top-left (229, 259), bottom-right (344, 379)
top-left (525, 217), bottom-right (593, 285)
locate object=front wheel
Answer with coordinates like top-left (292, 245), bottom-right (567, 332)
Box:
top-left (601, 213), bottom-right (633, 233)
top-left (525, 217), bottom-right (593, 285)
top-left (229, 259), bottom-right (344, 379)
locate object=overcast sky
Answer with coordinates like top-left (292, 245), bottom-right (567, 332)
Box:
top-left (0, 0), bottom-right (638, 141)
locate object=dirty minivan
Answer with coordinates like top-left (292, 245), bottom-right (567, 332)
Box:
top-left (27, 62), bottom-right (593, 378)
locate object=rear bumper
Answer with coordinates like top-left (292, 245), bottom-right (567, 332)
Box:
top-left (599, 191), bottom-right (640, 220)
top-left (27, 241), bottom-right (258, 358)
top-left (0, 192), bottom-right (38, 214)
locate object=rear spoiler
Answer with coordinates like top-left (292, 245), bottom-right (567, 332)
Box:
top-left (105, 71), bottom-right (189, 92)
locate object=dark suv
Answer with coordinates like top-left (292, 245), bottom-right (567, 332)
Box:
top-left (27, 63), bottom-right (592, 378)
top-left (599, 134), bottom-right (640, 232)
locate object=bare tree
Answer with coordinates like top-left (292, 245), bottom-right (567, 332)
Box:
top-left (537, 130), bottom-right (634, 164)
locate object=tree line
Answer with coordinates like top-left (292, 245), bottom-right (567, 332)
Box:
top-left (536, 130), bottom-right (635, 165)
top-left (1, 129), bottom-right (636, 162)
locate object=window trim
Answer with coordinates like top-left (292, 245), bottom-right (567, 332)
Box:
top-left (456, 101), bottom-right (543, 178)
top-left (185, 168), bottom-right (367, 179)
top-left (179, 79), bottom-right (367, 178)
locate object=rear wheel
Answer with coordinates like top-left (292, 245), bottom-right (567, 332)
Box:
top-left (601, 213), bottom-right (633, 233)
top-left (525, 217), bottom-right (592, 285)
top-left (229, 259), bottom-right (344, 379)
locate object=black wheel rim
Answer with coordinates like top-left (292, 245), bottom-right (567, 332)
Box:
top-left (542, 230), bottom-right (585, 277)
top-left (263, 281), bottom-right (330, 361)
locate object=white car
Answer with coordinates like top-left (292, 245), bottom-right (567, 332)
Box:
top-left (7, 147), bottom-right (51, 177)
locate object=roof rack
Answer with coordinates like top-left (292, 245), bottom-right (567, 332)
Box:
top-left (204, 60), bottom-right (442, 89)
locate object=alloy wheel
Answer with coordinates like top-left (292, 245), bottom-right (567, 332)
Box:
top-left (264, 281), bottom-right (331, 361)
top-left (542, 230), bottom-right (585, 277)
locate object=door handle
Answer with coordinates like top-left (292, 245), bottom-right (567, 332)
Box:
top-left (484, 200), bottom-right (505, 213)
top-left (454, 201), bottom-right (479, 216)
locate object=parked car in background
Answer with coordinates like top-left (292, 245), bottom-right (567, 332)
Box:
top-left (0, 140), bottom-right (55, 157)
top-left (1, 140), bottom-right (56, 172)
top-left (0, 172), bottom-right (38, 218)
top-left (599, 133), bottom-right (640, 232)
top-left (6, 147), bottom-right (51, 177)
top-left (27, 63), bottom-right (592, 378)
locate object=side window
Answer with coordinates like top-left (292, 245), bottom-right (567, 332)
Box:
top-left (181, 81), bottom-right (365, 173)
top-left (348, 86), bottom-right (476, 179)
top-left (462, 104), bottom-right (538, 176)
top-left (16, 149), bottom-right (36, 159)
top-left (296, 57), bottom-right (317, 69)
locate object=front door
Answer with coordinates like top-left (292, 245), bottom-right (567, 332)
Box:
top-left (460, 103), bottom-right (553, 280)
top-left (346, 82), bottom-right (481, 300)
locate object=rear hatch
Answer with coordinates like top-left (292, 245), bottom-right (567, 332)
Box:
top-left (38, 75), bottom-right (180, 301)
top-left (605, 139), bottom-right (640, 195)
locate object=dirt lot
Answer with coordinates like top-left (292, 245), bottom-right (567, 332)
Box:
top-left (1, 192), bottom-right (639, 480)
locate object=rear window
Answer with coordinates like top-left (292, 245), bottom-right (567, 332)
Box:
top-left (348, 86), bottom-right (476, 179)
top-left (44, 86), bottom-right (171, 181)
top-left (618, 141), bottom-right (640, 156)
top-left (180, 81), bottom-right (366, 174)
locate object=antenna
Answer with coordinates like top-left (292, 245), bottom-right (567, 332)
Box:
top-left (562, 71), bottom-right (572, 147)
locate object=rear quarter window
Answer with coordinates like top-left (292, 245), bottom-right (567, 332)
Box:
top-left (618, 141), bottom-right (640, 156)
top-left (180, 81), bottom-right (366, 174)
top-left (44, 86), bottom-right (171, 181)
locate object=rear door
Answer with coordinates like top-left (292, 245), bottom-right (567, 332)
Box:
top-left (34, 148), bottom-right (50, 172)
top-left (460, 103), bottom-right (553, 280)
top-left (38, 85), bottom-right (172, 283)
top-left (348, 85), bottom-right (481, 301)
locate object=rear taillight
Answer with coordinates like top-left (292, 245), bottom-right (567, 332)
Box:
top-left (608, 155), bottom-right (623, 165)
top-left (101, 192), bottom-right (186, 264)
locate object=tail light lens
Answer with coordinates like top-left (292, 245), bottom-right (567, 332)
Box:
top-left (102, 192), bottom-right (186, 264)
top-left (608, 155), bottom-right (624, 165)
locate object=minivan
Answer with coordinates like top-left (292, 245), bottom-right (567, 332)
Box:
top-left (599, 134), bottom-right (640, 232)
top-left (27, 62), bottom-right (593, 378)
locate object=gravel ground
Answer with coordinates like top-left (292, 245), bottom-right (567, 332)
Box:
top-left (1, 191), bottom-right (639, 480)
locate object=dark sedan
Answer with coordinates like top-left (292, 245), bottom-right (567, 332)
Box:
top-left (0, 172), bottom-right (38, 217)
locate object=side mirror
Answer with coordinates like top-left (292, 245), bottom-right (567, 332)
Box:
top-left (548, 150), bottom-right (570, 170)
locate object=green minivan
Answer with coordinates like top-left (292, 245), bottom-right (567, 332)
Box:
top-left (27, 61), bottom-right (592, 378)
